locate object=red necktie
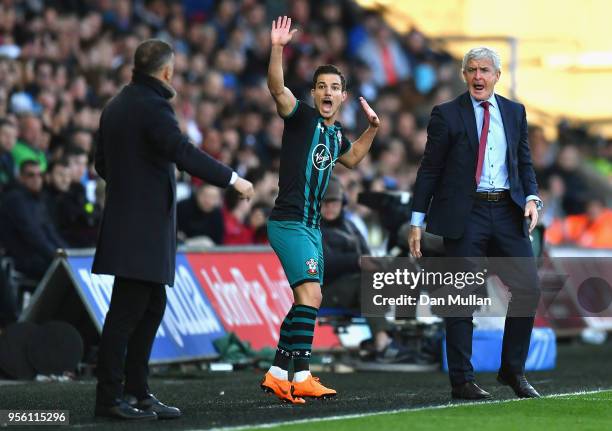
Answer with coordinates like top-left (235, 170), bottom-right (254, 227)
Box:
top-left (475, 101), bottom-right (490, 184)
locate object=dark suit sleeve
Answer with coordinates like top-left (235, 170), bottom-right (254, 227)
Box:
top-left (517, 105), bottom-right (538, 197)
top-left (412, 106), bottom-right (451, 213)
top-left (146, 99), bottom-right (233, 188)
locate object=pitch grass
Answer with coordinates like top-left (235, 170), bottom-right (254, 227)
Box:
top-left (242, 390), bottom-right (612, 431)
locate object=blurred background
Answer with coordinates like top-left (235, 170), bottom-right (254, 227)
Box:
top-left (0, 0), bottom-right (610, 376)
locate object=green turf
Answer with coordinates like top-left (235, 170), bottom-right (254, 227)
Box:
top-left (244, 390), bottom-right (612, 431)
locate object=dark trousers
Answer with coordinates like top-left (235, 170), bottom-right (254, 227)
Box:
top-left (95, 277), bottom-right (166, 406)
top-left (443, 199), bottom-right (540, 386)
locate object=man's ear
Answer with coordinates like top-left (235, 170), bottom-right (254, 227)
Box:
top-left (161, 64), bottom-right (172, 82)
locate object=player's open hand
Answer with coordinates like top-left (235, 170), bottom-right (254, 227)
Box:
top-left (271, 16), bottom-right (298, 47)
top-left (359, 97), bottom-right (380, 128)
top-left (233, 177), bottom-right (255, 201)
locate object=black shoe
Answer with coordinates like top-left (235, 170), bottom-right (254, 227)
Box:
top-left (451, 382), bottom-right (492, 400)
top-left (94, 400), bottom-right (157, 420)
top-left (126, 394), bottom-right (182, 419)
top-left (497, 372), bottom-right (541, 398)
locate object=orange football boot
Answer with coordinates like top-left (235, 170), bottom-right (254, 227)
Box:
top-left (292, 375), bottom-right (337, 399)
top-left (260, 372), bottom-right (305, 404)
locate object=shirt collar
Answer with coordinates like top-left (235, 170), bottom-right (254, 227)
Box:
top-left (470, 93), bottom-right (496, 110)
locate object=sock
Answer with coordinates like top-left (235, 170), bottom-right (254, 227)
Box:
top-left (268, 366), bottom-right (288, 381)
top-left (271, 304), bottom-right (294, 376)
top-left (291, 304), bottom-right (318, 373)
top-left (293, 370), bottom-right (311, 383)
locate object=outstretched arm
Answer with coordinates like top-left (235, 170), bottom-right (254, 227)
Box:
top-left (146, 99), bottom-right (254, 200)
top-left (268, 16), bottom-right (298, 117)
top-left (338, 97), bottom-right (380, 169)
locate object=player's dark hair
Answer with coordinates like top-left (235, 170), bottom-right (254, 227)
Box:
top-left (312, 64), bottom-right (346, 91)
top-left (133, 39), bottom-right (174, 75)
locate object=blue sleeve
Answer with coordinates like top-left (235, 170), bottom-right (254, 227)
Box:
top-left (410, 211), bottom-right (426, 227)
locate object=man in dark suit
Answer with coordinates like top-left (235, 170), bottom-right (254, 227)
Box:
top-left (409, 47), bottom-right (542, 400)
top-left (93, 39), bottom-right (253, 420)
top-left (0, 159), bottom-right (66, 281)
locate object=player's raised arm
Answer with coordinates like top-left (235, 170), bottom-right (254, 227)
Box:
top-left (338, 97), bottom-right (380, 169)
top-left (268, 16), bottom-right (298, 117)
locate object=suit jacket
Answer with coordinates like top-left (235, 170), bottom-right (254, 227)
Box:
top-left (412, 91), bottom-right (538, 239)
top-left (92, 71), bottom-right (233, 285)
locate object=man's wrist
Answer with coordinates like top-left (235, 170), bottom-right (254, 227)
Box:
top-left (526, 195), bottom-right (543, 211)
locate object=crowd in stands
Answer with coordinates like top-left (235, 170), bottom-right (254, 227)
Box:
top-left (0, 0), bottom-right (610, 299)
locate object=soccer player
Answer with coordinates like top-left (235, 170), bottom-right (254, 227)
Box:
top-left (260, 16), bottom-right (380, 404)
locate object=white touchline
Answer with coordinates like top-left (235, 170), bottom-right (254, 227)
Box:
top-left (199, 389), bottom-right (610, 431)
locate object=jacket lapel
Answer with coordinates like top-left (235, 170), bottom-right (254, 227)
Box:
top-left (459, 92), bottom-right (479, 156)
top-left (495, 94), bottom-right (515, 166)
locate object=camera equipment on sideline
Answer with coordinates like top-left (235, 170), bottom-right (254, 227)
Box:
top-left (358, 191), bottom-right (412, 253)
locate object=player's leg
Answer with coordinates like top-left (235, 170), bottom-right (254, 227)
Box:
top-left (260, 220), bottom-right (305, 404)
top-left (291, 228), bottom-right (336, 399)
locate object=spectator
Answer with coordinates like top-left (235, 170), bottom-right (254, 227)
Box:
top-left (0, 160), bottom-right (65, 280)
top-left (529, 125), bottom-right (555, 181)
top-left (248, 201), bottom-right (271, 244)
top-left (69, 128), bottom-right (94, 156)
top-left (177, 183), bottom-right (224, 244)
top-left (547, 145), bottom-right (590, 215)
top-left (43, 159), bottom-right (100, 247)
top-left (0, 0), bottom-right (606, 254)
top-left (0, 119), bottom-right (17, 192)
top-left (320, 176), bottom-right (410, 362)
top-left (356, 15), bottom-right (411, 88)
top-left (65, 146), bottom-right (90, 185)
top-left (24, 59), bottom-right (56, 99)
top-left (222, 187), bottom-right (253, 245)
top-left (11, 113), bottom-right (47, 171)
top-left (545, 196), bottom-right (612, 248)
